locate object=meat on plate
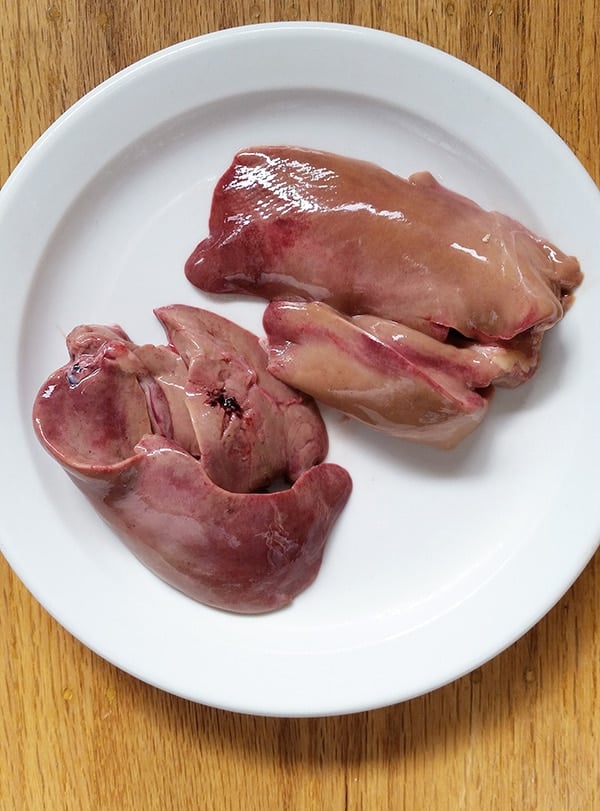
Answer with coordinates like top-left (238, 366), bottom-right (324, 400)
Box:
top-left (185, 146), bottom-right (582, 446)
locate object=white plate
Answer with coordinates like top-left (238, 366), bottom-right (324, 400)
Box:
top-left (1, 22), bottom-right (599, 717)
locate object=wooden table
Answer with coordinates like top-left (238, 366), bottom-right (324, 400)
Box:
top-left (1, 2), bottom-right (599, 808)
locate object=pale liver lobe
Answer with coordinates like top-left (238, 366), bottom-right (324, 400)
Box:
top-left (263, 301), bottom-right (488, 448)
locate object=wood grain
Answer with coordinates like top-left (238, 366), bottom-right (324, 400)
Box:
top-left (1, 2), bottom-right (599, 809)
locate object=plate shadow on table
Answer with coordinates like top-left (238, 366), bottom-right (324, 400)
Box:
top-left (139, 544), bottom-right (598, 769)
top-left (3, 536), bottom-right (598, 806)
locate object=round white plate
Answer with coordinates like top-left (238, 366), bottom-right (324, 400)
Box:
top-left (1, 23), bottom-right (599, 717)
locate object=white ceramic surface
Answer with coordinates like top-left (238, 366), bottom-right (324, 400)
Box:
top-left (1, 22), bottom-right (599, 716)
